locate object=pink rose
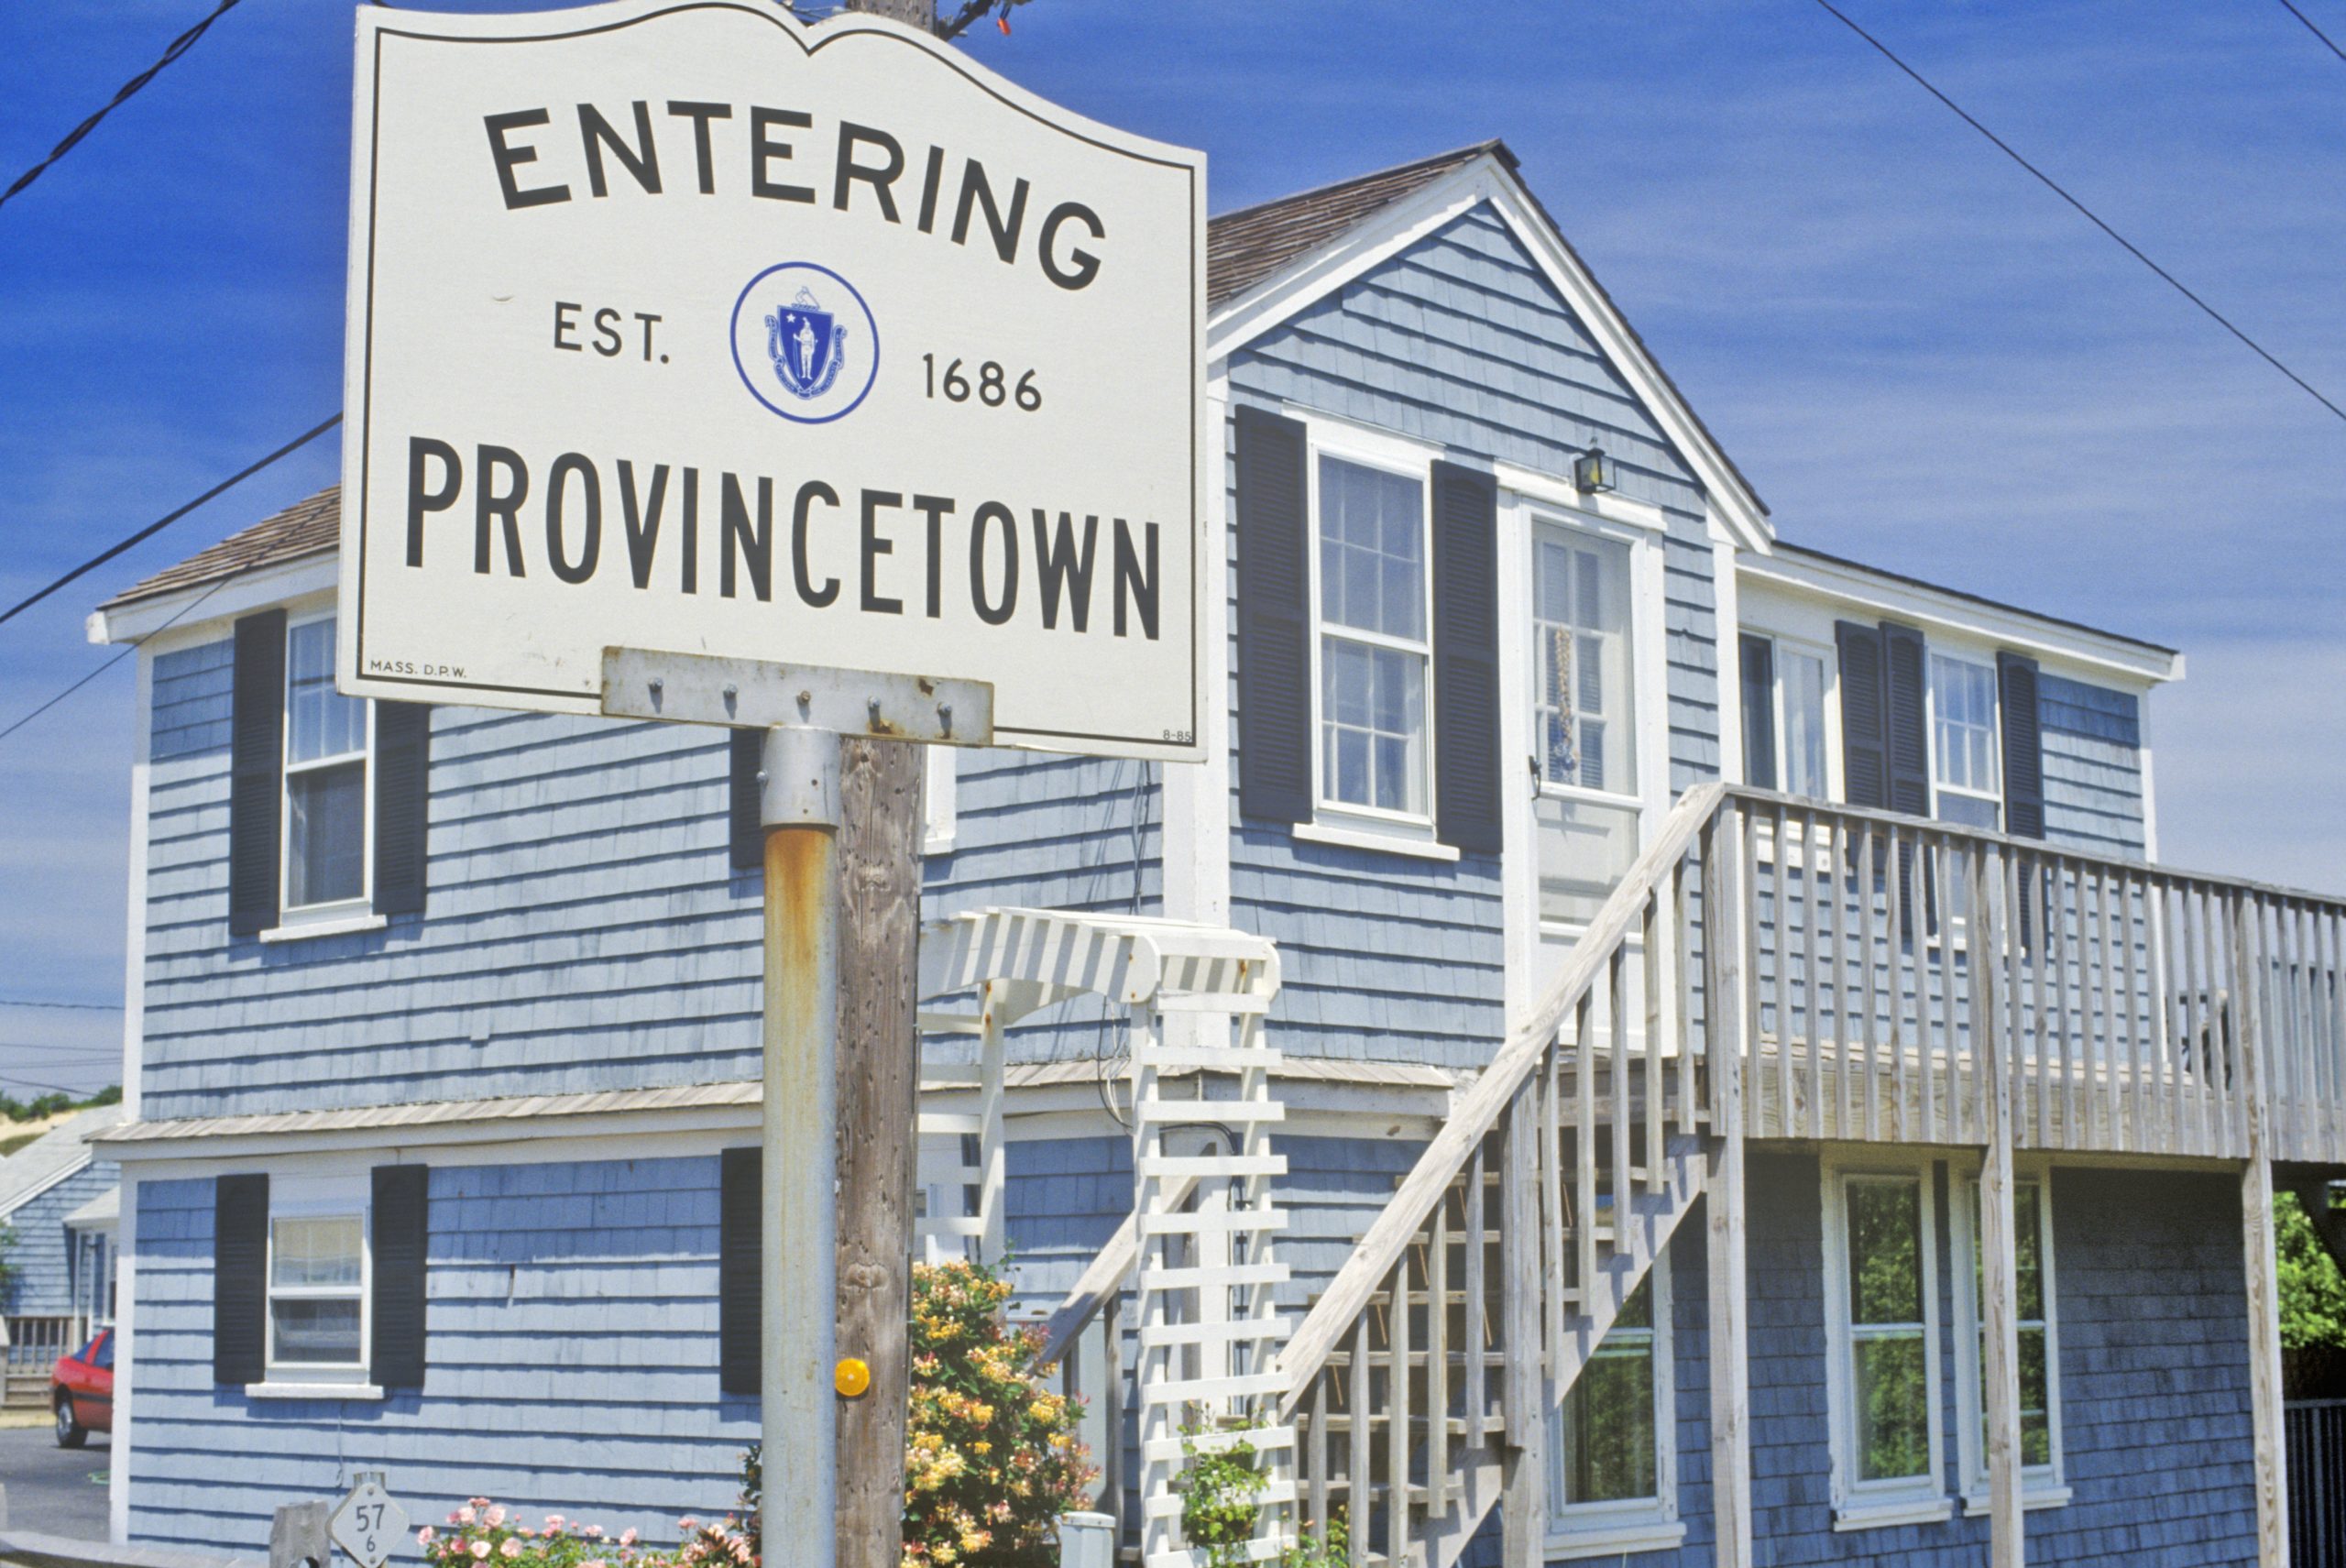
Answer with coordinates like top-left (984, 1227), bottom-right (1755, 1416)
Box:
top-left (418, 1530), bottom-right (437, 1547)
top-left (486, 1508), bottom-right (508, 1529)
top-left (470, 1545), bottom-right (492, 1562)
top-left (583, 1527), bottom-right (604, 1540)
top-left (544, 1517), bottom-right (565, 1532)
top-left (457, 1509), bottom-right (478, 1527)
top-left (619, 1531), bottom-right (639, 1549)
top-left (499, 1542), bottom-right (522, 1561)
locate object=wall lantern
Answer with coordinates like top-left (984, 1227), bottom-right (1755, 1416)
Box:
top-left (1573, 445), bottom-right (1616, 495)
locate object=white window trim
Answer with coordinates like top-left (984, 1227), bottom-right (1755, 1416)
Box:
top-left (280, 609), bottom-right (376, 919)
top-left (1299, 419), bottom-right (1442, 852)
top-left (923, 745), bottom-right (958, 857)
top-left (255, 1173), bottom-right (372, 1392)
top-left (1547, 1253), bottom-right (1679, 1560)
top-left (1742, 630), bottom-right (1842, 804)
top-left (1926, 650), bottom-right (2002, 825)
top-left (1820, 1153), bottom-right (1951, 1530)
top-left (1947, 1159), bottom-right (2067, 1512)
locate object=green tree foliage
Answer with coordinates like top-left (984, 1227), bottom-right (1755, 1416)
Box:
top-left (2277, 1190), bottom-right (2346, 1351)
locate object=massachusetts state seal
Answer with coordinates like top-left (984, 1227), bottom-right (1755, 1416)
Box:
top-left (729, 262), bottom-right (880, 424)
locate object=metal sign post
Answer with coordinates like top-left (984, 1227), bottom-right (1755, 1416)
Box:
top-left (603, 651), bottom-right (992, 1568)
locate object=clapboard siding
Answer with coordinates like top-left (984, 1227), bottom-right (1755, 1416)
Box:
top-left (4, 1159), bottom-right (115, 1316)
top-left (129, 1158), bottom-right (756, 1555)
top-left (139, 650), bottom-right (765, 1119)
top-left (1226, 203), bottom-right (1722, 1071)
top-left (2037, 674), bottom-right (2148, 859)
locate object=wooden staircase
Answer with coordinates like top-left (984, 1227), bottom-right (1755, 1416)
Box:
top-left (1276, 785), bottom-right (1733, 1568)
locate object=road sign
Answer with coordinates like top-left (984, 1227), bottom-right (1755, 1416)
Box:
top-left (339, 0), bottom-right (1206, 761)
top-left (329, 1475), bottom-right (406, 1568)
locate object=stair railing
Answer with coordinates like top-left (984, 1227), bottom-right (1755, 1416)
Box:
top-left (1273, 783), bottom-right (1731, 1566)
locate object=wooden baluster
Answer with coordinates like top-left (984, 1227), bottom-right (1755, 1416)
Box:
top-left (2209, 885), bottom-right (2238, 1154)
top-left (1775, 803), bottom-right (1793, 1140)
top-left (1744, 807), bottom-right (1764, 1141)
top-left (1575, 991), bottom-right (1597, 1319)
top-left (1921, 833), bottom-right (1943, 1145)
top-left (2095, 869), bottom-right (2121, 1153)
top-left (1499, 1089), bottom-right (1547, 1568)
top-left (2182, 883), bottom-right (2211, 1157)
top-left (1388, 1246), bottom-right (1411, 1568)
top-left (2327, 908), bottom-right (2346, 1155)
top-left (2031, 857), bottom-right (2054, 1149)
top-left (1464, 1143), bottom-right (1486, 1452)
top-left (1543, 1032), bottom-right (1565, 1382)
top-left (2051, 859), bottom-right (2077, 1151)
top-left (1348, 1313), bottom-right (1369, 1568)
top-left (1886, 822), bottom-right (1909, 1144)
top-left (1676, 849), bottom-right (1697, 1139)
top-left (1310, 1371), bottom-right (1331, 1536)
top-left (2003, 848), bottom-right (2030, 1155)
top-left (2274, 900), bottom-right (2302, 1161)
top-left (1859, 819), bottom-right (1882, 1145)
top-left (1832, 815), bottom-right (1854, 1141)
top-left (1802, 809), bottom-right (1825, 1142)
top-left (2118, 872), bottom-right (2149, 1153)
top-left (2151, 880), bottom-right (2180, 1158)
top-left (1644, 884), bottom-right (1665, 1193)
top-left (1612, 945), bottom-right (1633, 1231)
top-left (1962, 842), bottom-right (1991, 1147)
top-left (1427, 1183), bottom-right (1450, 1519)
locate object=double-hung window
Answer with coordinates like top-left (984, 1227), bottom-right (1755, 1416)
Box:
top-left (268, 1205), bottom-right (367, 1381)
top-left (1929, 653), bottom-right (2001, 831)
top-left (1315, 456), bottom-right (1430, 818)
top-left (1951, 1173), bottom-right (2066, 1511)
top-left (1531, 524), bottom-right (1641, 927)
top-left (1548, 1263), bottom-right (1682, 1559)
top-left (1738, 633), bottom-right (1831, 800)
top-left (1824, 1162), bottom-right (1947, 1527)
top-left (283, 615), bottom-right (373, 912)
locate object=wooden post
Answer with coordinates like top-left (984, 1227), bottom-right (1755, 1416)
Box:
top-left (2235, 894), bottom-right (2290, 1568)
top-left (1498, 1086), bottom-right (1546, 1568)
top-left (1703, 810), bottom-right (1754, 1568)
top-left (1979, 848), bottom-right (2024, 1568)
top-left (834, 738), bottom-right (926, 1568)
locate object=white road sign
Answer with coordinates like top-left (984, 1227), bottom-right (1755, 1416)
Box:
top-left (340, 0), bottom-right (1206, 760)
top-left (330, 1476), bottom-right (407, 1568)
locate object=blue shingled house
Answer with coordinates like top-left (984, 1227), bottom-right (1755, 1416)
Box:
top-left (0, 1106), bottom-right (121, 1382)
top-left (84, 138), bottom-right (2341, 1568)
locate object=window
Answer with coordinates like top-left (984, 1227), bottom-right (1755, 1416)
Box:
top-left (1739, 633), bottom-right (1831, 801)
top-left (1315, 456), bottom-right (1430, 817)
top-left (283, 615), bottom-right (372, 910)
top-left (1929, 653), bottom-right (2000, 830)
top-left (1535, 529), bottom-right (1634, 795)
top-left (1532, 524), bottom-right (1641, 928)
top-left (1952, 1174), bottom-right (2066, 1510)
top-left (1549, 1262), bottom-right (1682, 1559)
top-left (1824, 1163), bottom-right (1947, 1528)
top-left (269, 1212), bottom-right (367, 1376)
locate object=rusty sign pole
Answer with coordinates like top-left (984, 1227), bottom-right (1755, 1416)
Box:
top-left (762, 724), bottom-right (845, 1568)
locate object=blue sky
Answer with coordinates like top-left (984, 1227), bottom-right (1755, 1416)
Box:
top-left (1, 0), bottom-right (2341, 1094)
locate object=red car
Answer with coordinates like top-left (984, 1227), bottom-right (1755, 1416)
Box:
top-left (50, 1329), bottom-right (111, 1448)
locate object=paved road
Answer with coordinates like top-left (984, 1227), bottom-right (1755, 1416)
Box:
top-left (0, 1425), bottom-right (110, 1541)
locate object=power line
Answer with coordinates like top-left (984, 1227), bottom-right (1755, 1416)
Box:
top-left (0, 553), bottom-right (245, 748)
top-left (0, 413), bottom-right (340, 630)
top-left (0, 998), bottom-right (119, 1012)
top-left (0, 0), bottom-right (245, 216)
top-left (2277, 0), bottom-right (2346, 62)
top-left (1810, 0), bottom-right (2346, 425)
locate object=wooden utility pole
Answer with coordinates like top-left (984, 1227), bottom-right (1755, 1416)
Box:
top-left (833, 739), bottom-right (926, 1568)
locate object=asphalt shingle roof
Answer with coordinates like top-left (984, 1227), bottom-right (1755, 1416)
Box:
top-left (0, 1105), bottom-right (122, 1219)
top-left (103, 486), bottom-right (338, 610)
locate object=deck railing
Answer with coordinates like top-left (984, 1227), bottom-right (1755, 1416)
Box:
top-left (1726, 787), bottom-right (2346, 1161)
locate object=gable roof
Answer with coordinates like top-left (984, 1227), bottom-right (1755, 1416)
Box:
top-left (1208, 141), bottom-right (1505, 309)
top-left (0, 1105), bottom-right (123, 1220)
top-left (104, 486), bottom-right (338, 610)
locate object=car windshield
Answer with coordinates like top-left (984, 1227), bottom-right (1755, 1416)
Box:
top-left (74, 1334), bottom-right (103, 1365)
top-left (93, 1332), bottom-right (112, 1371)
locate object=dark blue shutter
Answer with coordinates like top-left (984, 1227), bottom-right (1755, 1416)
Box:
top-left (370, 1165), bottom-right (429, 1388)
top-left (719, 1145), bottom-right (761, 1395)
top-left (1738, 634), bottom-right (1777, 792)
top-left (1882, 621), bottom-right (1929, 819)
top-left (729, 730), bottom-right (763, 871)
top-left (228, 611), bottom-right (286, 937)
top-left (1431, 461), bottom-right (1502, 855)
top-left (373, 704), bottom-right (431, 916)
top-left (1998, 652), bottom-right (2045, 839)
top-left (1833, 621), bottom-right (1886, 810)
top-left (1233, 406), bottom-right (1312, 826)
top-left (213, 1173), bottom-right (268, 1386)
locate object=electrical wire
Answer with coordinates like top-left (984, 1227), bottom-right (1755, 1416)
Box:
top-left (1811, 0), bottom-right (2346, 424)
top-left (0, 0), bottom-right (245, 216)
top-left (0, 413), bottom-right (341, 630)
top-left (0, 998), bottom-right (119, 1012)
top-left (0, 547), bottom-right (246, 748)
top-left (2277, 0), bottom-right (2346, 62)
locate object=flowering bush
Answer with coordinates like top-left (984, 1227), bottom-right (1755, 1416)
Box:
top-left (904, 1257), bottom-right (1095, 1568)
top-left (421, 1481), bottom-right (758, 1568)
